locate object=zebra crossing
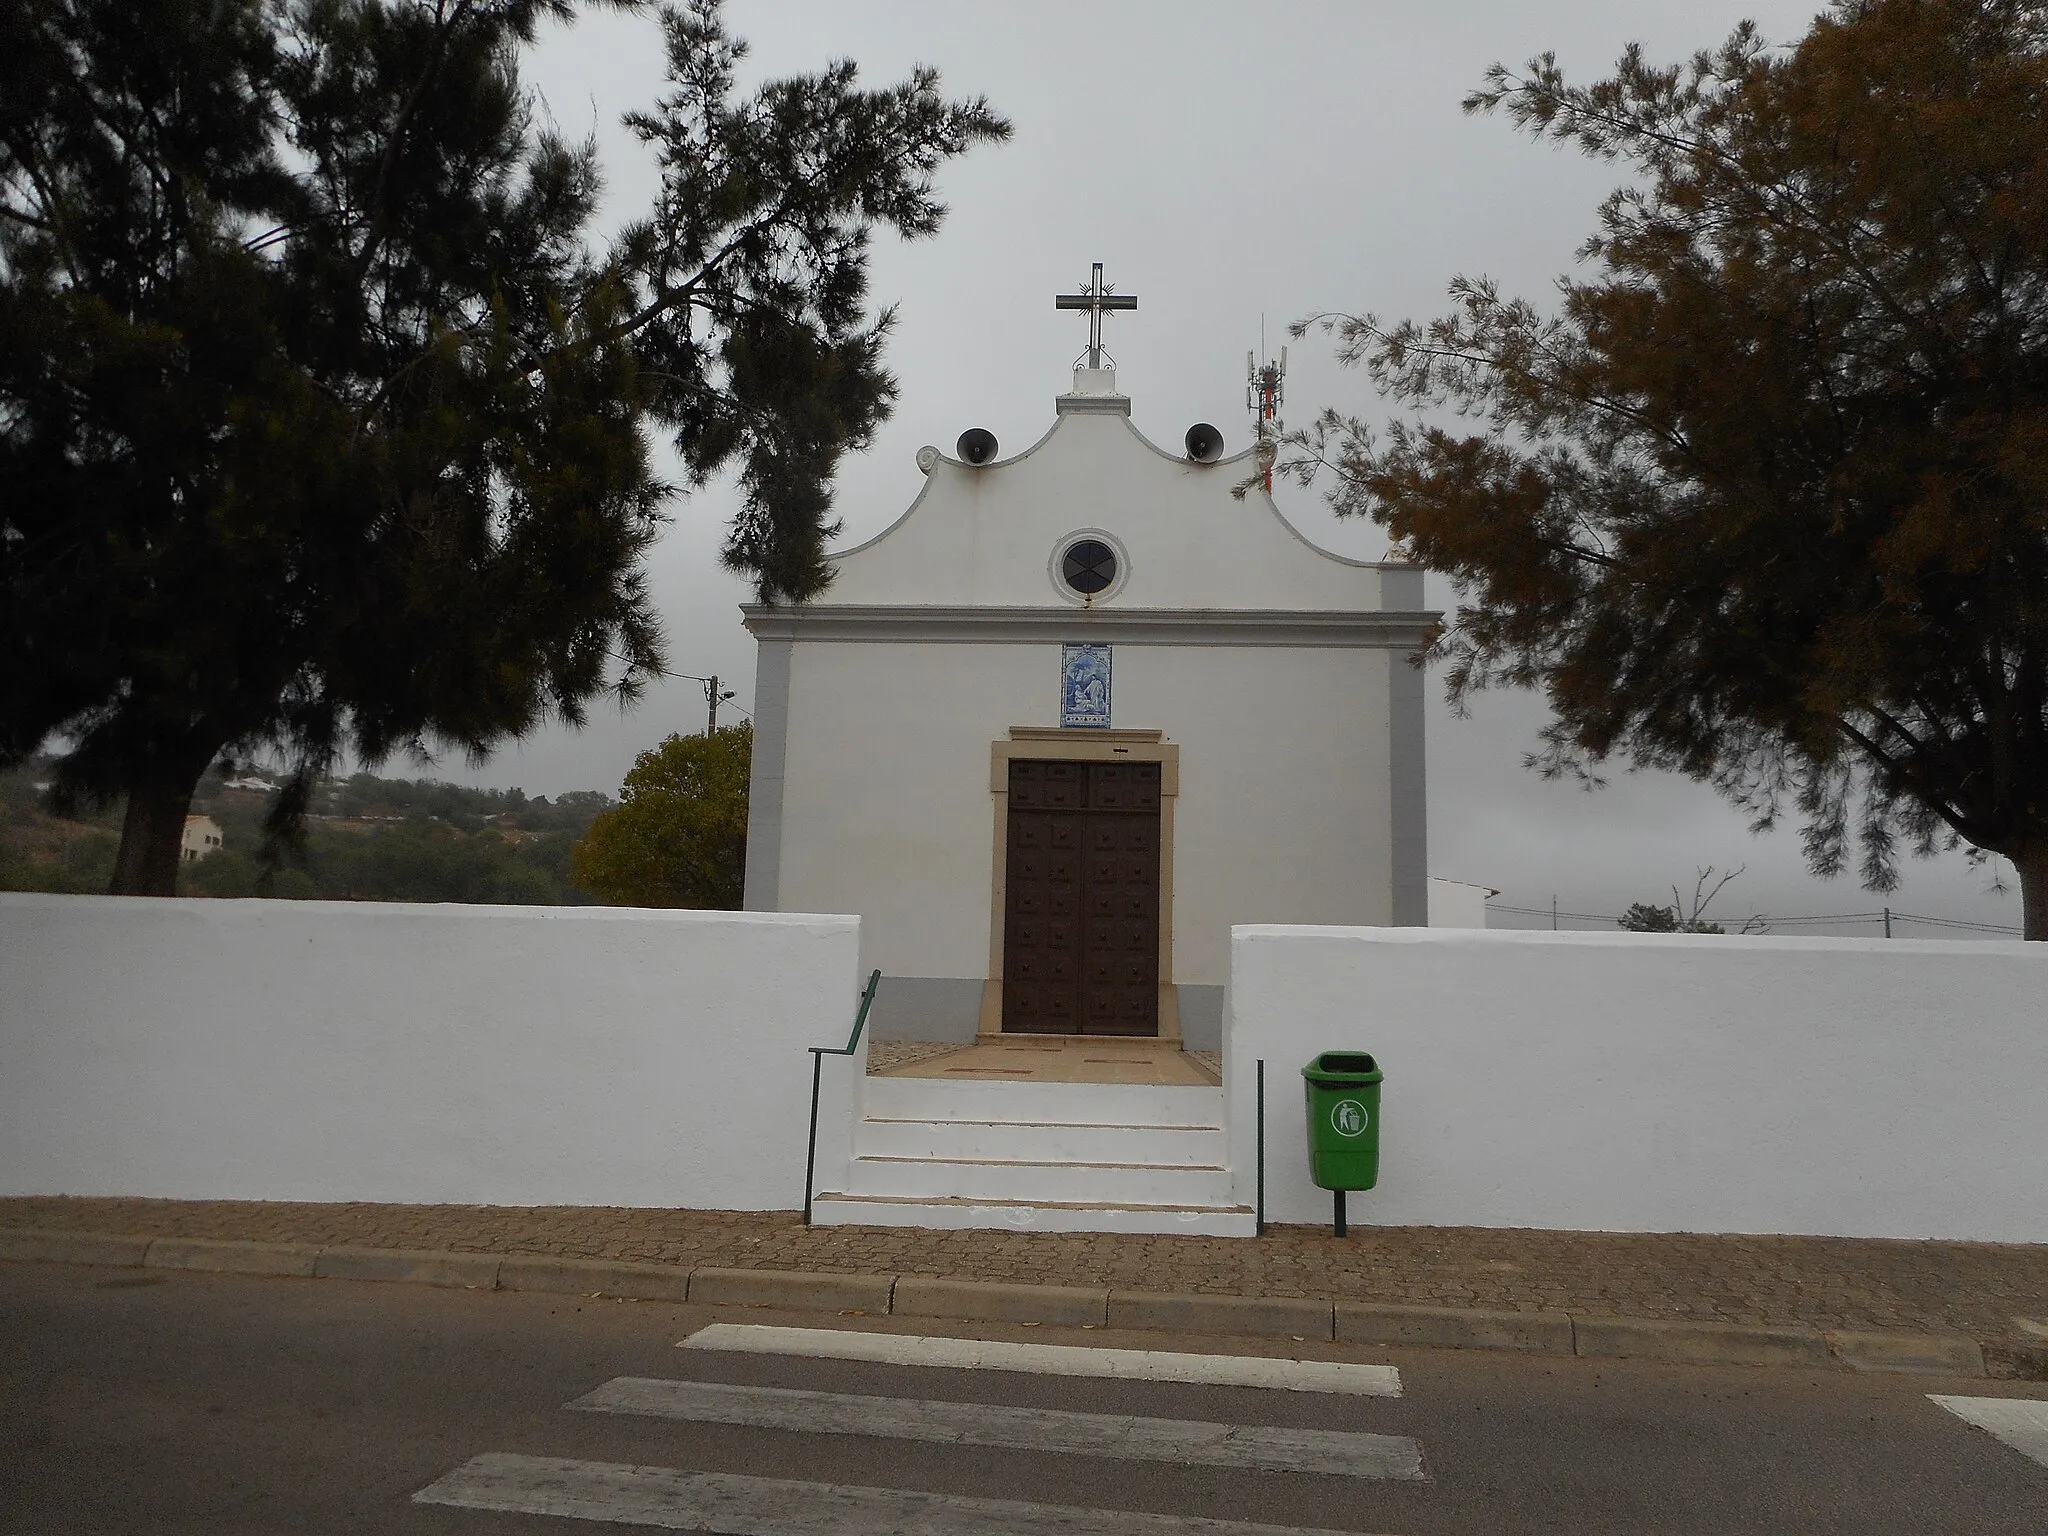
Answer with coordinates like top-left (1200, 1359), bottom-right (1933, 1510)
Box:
top-left (415, 1454), bottom-right (1380, 1535)
top-left (407, 1323), bottom-right (2048, 1534)
top-left (413, 1324), bottom-right (1420, 1534)
top-left (1931, 1396), bottom-right (2048, 1471)
top-left (568, 1375), bottom-right (1425, 1478)
top-left (677, 1322), bottom-right (1403, 1395)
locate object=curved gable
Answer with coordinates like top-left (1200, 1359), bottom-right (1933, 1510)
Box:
top-left (820, 398), bottom-right (1404, 612)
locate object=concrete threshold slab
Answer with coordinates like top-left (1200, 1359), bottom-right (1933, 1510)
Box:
top-left (881, 1038), bottom-right (1216, 1085)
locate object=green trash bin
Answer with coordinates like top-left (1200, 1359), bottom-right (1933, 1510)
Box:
top-left (1302, 1051), bottom-right (1381, 1235)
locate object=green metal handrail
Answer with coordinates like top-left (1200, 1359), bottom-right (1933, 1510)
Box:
top-left (802, 968), bottom-right (881, 1225)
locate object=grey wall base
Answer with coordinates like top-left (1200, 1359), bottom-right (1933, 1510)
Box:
top-left (868, 977), bottom-right (985, 1042)
top-left (1176, 986), bottom-right (1224, 1052)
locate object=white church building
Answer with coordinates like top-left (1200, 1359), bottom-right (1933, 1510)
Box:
top-left (742, 269), bottom-right (1436, 1057)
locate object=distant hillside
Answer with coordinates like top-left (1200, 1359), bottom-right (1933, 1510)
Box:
top-left (0, 759), bottom-right (615, 905)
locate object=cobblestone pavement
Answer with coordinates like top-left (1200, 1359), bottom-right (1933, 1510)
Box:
top-left (6, 1196), bottom-right (2044, 1345)
top-left (865, 1040), bottom-right (969, 1073)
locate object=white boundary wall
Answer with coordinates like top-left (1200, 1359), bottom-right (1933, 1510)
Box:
top-left (0, 894), bottom-right (865, 1209)
top-left (1225, 925), bottom-right (2048, 1241)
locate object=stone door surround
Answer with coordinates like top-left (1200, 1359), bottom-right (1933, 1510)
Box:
top-left (979, 728), bottom-right (1180, 1043)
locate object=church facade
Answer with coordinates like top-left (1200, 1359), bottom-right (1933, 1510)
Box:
top-left (741, 310), bottom-right (1435, 1053)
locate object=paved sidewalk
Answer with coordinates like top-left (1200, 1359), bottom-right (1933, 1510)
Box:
top-left (7, 1196), bottom-right (2045, 1352)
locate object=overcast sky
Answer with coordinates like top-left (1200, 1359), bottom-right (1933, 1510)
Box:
top-left (427, 0), bottom-right (2021, 939)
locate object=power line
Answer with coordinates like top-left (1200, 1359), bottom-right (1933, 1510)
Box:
top-left (1490, 903), bottom-right (1625, 923)
top-left (609, 652), bottom-right (752, 729)
top-left (655, 667), bottom-right (753, 722)
top-left (1890, 910), bottom-right (2022, 933)
top-left (1485, 900), bottom-right (2020, 937)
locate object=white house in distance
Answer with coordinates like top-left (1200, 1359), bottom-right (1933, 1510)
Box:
top-left (180, 815), bottom-right (223, 863)
top-left (741, 268), bottom-right (1437, 1056)
top-left (1427, 877), bottom-right (1497, 930)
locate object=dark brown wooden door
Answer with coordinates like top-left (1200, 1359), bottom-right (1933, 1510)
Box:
top-left (1003, 760), bottom-right (1161, 1036)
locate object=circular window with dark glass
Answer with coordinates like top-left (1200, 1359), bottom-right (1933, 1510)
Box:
top-left (1061, 538), bottom-right (1118, 596)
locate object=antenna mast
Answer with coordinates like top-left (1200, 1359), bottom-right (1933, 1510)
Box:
top-left (1246, 332), bottom-right (1287, 492)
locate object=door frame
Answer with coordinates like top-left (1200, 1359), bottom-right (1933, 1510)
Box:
top-left (979, 727), bottom-right (1181, 1042)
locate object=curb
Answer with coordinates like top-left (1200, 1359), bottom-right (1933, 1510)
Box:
top-left (688, 1266), bottom-right (895, 1314)
top-left (313, 1246), bottom-right (502, 1290)
top-left (1108, 1290), bottom-right (1333, 1339)
top-left (1338, 1302), bottom-right (1574, 1356)
top-left (0, 1225), bottom-right (2010, 1379)
top-left (145, 1237), bottom-right (321, 1278)
top-left (1573, 1315), bottom-right (1829, 1370)
top-left (1826, 1327), bottom-right (1985, 1376)
top-left (0, 1228), bottom-right (151, 1268)
top-left (498, 1255), bottom-right (691, 1303)
top-left (894, 1276), bottom-right (1106, 1327)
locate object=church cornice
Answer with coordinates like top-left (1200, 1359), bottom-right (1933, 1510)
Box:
top-left (741, 605), bottom-right (1440, 649)
top-left (1053, 391), bottom-right (1133, 416)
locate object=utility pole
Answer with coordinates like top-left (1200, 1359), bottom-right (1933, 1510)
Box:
top-left (703, 674), bottom-right (738, 733)
top-left (1883, 906), bottom-right (1892, 938)
top-left (1551, 895), bottom-right (1558, 931)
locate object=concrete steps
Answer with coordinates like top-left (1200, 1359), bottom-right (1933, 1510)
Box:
top-left (854, 1116), bottom-right (1224, 1165)
top-left (844, 1153), bottom-right (1230, 1206)
top-left (808, 1191), bottom-right (1254, 1236)
top-left (814, 1075), bottom-right (1253, 1236)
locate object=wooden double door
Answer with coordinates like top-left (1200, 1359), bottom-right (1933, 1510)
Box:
top-left (1001, 759), bottom-right (1162, 1035)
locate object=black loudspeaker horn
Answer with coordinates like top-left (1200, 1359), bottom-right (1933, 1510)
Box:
top-left (957, 428), bottom-right (999, 465)
top-left (1184, 422), bottom-right (1225, 463)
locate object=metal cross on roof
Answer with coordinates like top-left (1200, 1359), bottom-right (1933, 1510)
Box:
top-left (1055, 262), bottom-right (1137, 369)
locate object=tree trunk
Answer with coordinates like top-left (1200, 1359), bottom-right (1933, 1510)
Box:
top-left (107, 756), bottom-right (212, 896)
top-left (2021, 846), bottom-right (2048, 943)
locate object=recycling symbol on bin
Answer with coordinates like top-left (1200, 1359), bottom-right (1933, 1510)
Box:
top-left (1330, 1099), bottom-right (1370, 1138)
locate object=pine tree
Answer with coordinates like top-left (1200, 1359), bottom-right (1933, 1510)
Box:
top-left (0, 0), bottom-right (1006, 893)
top-left (1282, 1), bottom-right (2048, 938)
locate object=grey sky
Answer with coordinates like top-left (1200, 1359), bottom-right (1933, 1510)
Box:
top-left (435, 1), bottom-right (2020, 938)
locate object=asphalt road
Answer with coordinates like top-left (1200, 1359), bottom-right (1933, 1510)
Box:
top-left (3, 1258), bottom-right (2046, 1534)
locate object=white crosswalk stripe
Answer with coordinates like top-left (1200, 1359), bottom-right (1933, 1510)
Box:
top-left (1930, 1395), bottom-right (2048, 1470)
top-left (414, 1453), bottom-right (1394, 1534)
top-left (570, 1375), bottom-right (1426, 1479)
top-left (418, 1325), bottom-right (1418, 1530)
top-left (677, 1323), bottom-right (1403, 1397)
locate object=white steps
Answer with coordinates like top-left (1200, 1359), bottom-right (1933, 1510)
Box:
top-left (814, 1074), bottom-right (1252, 1236)
top-left (855, 1116), bottom-right (1223, 1165)
top-left (844, 1153), bottom-right (1230, 1206)
top-left (809, 1191), bottom-right (1253, 1236)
